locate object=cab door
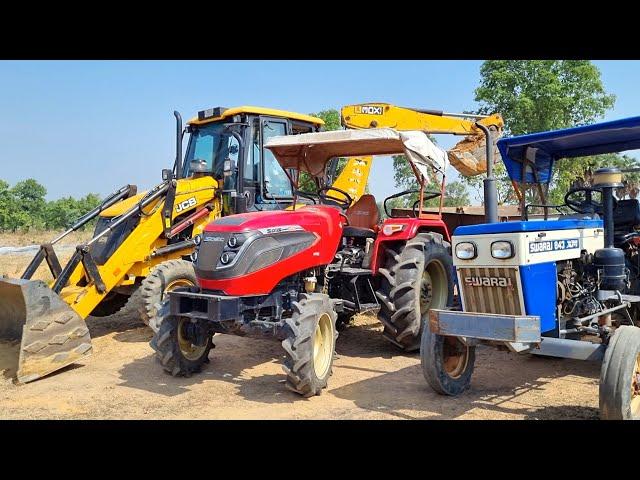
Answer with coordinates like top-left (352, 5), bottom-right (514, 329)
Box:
top-left (238, 116), bottom-right (292, 212)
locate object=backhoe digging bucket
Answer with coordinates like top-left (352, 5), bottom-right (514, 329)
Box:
top-left (448, 126), bottom-right (502, 176)
top-left (0, 278), bottom-right (92, 383)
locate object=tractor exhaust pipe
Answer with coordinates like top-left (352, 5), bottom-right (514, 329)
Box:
top-left (475, 122), bottom-right (497, 224)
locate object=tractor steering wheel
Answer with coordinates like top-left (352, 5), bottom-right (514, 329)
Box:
top-left (411, 191), bottom-right (443, 217)
top-left (317, 186), bottom-right (353, 210)
top-left (564, 187), bottom-right (615, 215)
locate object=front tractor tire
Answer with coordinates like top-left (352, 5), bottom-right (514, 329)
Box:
top-left (150, 301), bottom-right (214, 377)
top-left (282, 293), bottom-right (338, 397)
top-left (138, 259), bottom-right (197, 333)
top-left (376, 232), bottom-right (453, 351)
top-left (600, 325), bottom-right (640, 420)
top-left (420, 327), bottom-right (475, 396)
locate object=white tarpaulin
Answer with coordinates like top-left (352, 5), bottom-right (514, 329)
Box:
top-left (264, 128), bottom-right (448, 180)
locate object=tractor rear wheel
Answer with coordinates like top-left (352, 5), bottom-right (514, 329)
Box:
top-left (376, 232), bottom-right (453, 351)
top-left (138, 259), bottom-right (197, 333)
top-left (282, 293), bottom-right (338, 397)
top-left (150, 301), bottom-right (213, 377)
top-left (600, 325), bottom-right (640, 419)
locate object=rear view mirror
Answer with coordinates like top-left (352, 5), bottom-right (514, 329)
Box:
top-left (162, 169), bottom-right (173, 181)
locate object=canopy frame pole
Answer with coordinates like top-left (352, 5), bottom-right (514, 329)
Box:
top-left (474, 123), bottom-right (497, 223)
top-left (407, 160), bottom-right (426, 218)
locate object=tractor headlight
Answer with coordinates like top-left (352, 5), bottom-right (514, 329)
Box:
top-left (193, 234), bottom-right (202, 246)
top-left (491, 241), bottom-right (514, 259)
top-left (455, 242), bottom-right (477, 260)
top-left (220, 251), bottom-right (236, 264)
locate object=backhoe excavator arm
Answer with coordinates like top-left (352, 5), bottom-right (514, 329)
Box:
top-left (341, 103), bottom-right (503, 136)
top-left (340, 103), bottom-right (504, 177)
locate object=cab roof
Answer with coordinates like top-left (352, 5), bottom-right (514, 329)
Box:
top-left (187, 105), bottom-right (325, 126)
top-left (498, 116), bottom-right (640, 184)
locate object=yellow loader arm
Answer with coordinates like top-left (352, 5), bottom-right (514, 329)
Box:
top-left (341, 103), bottom-right (504, 176)
top-left (331, 156), bottom-right (372, 202)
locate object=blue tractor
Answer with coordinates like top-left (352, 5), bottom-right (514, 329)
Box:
top-left (421, 116), bottom-right (640, 419)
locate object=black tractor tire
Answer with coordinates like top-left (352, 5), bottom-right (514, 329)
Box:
top-left (282, 293), bottom-right (338, 397)
top-left (150, 300), bottom-right (213, 377)
top-left (420, 325), bottom-right (475, 395)
top-left (600, 325), bottom-right (640, 420)
top-left (375, 232), bottom-right (454, 351)
top-left (138, 259), bottom-right (197, 333)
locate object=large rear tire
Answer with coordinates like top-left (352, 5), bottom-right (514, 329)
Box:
top-left (282, 293), bottom-right (338, 397)
top-left (376, 233), bottom-right (453, 351)
top-left (600, 325), bottom-right (640, 420)
top-left (138, 259), bottom-right (197, 333)
top-left (150, 301), bottom-right (213, 377)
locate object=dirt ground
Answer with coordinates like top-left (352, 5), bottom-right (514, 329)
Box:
top-left (0, 234), bottom-right (602, 420)
top-left (0, 312), bottom-right (601, 420)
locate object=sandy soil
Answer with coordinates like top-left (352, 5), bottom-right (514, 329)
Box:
top-left (0, 313), bottom-right (601, 420)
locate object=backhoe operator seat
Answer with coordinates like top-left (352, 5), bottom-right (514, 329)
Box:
top-left (343, 194), bottom-right (379, 239)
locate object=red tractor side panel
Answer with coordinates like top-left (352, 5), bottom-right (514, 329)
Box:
top-left (370, 217), bottom-right (450, 272)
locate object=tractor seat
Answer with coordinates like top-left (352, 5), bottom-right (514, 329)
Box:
top-left (343, 194), bottom-right (379, 239)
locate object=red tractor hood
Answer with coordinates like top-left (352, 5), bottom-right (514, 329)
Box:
top-left (197, 206), bottom-right (345, 295)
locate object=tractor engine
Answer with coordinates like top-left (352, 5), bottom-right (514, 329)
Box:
top-left (556, 258), bottom-right (601, 319)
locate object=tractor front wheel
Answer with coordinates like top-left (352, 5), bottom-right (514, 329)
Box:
top-left (150, 302), bottom-right (213, 377)
top-left (282, 293), bottom-right (338, 397)
top-left (600, 325), bottom-right (640, 420)
top-left (420, 326), bottom-right (475, 395)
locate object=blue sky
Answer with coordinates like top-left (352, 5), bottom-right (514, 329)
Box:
top-left (1, 60), bottom-right (639, 202)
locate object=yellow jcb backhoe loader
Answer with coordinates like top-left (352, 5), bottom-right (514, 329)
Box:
top-left (0, 106), bottom-right (372, 384)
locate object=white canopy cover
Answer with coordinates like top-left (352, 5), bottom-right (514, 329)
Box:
top-left (264, 128), bottom-right (448, 181)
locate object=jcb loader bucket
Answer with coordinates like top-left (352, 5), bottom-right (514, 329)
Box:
top-left (0, 278), bottom-right (92, 383)
top-left (448, 126), bottom-right (502, 177)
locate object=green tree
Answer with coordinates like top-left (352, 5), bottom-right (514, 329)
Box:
top-left (466, 60), bottom-right (617, 204)
top-left (0, 179), bottom-right (28, 232)
top-left (11, 178), bottom-right (48, 229)
top-left (475, 60), bottom-right (615, 136)
top-left (314, 109), bottom-right (341, 131)
top-left (443, 181), bottom-right (470, 207)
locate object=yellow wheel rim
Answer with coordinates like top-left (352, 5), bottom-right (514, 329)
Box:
top-left (313, 313), bottom-right (334, 379)
top-left (631, 353), bottom-right (640, 417)
top-left (177, 317), bottom-right (208, 361)
top-left (442, 336), bottom-right (469, 379)
top-left (420, 260), bottom-right (448, 314)
top-left (163, 278), bottom-right (194, 297)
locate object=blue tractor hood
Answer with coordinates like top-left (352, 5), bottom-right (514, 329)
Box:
top-left (497, 116), bottom-right (640, 184)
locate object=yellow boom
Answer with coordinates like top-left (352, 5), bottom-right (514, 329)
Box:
top-left (341, 103), bottom-right (504, 176)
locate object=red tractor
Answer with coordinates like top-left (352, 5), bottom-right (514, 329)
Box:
top-left (151, 128), bottom-right (454, 396)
